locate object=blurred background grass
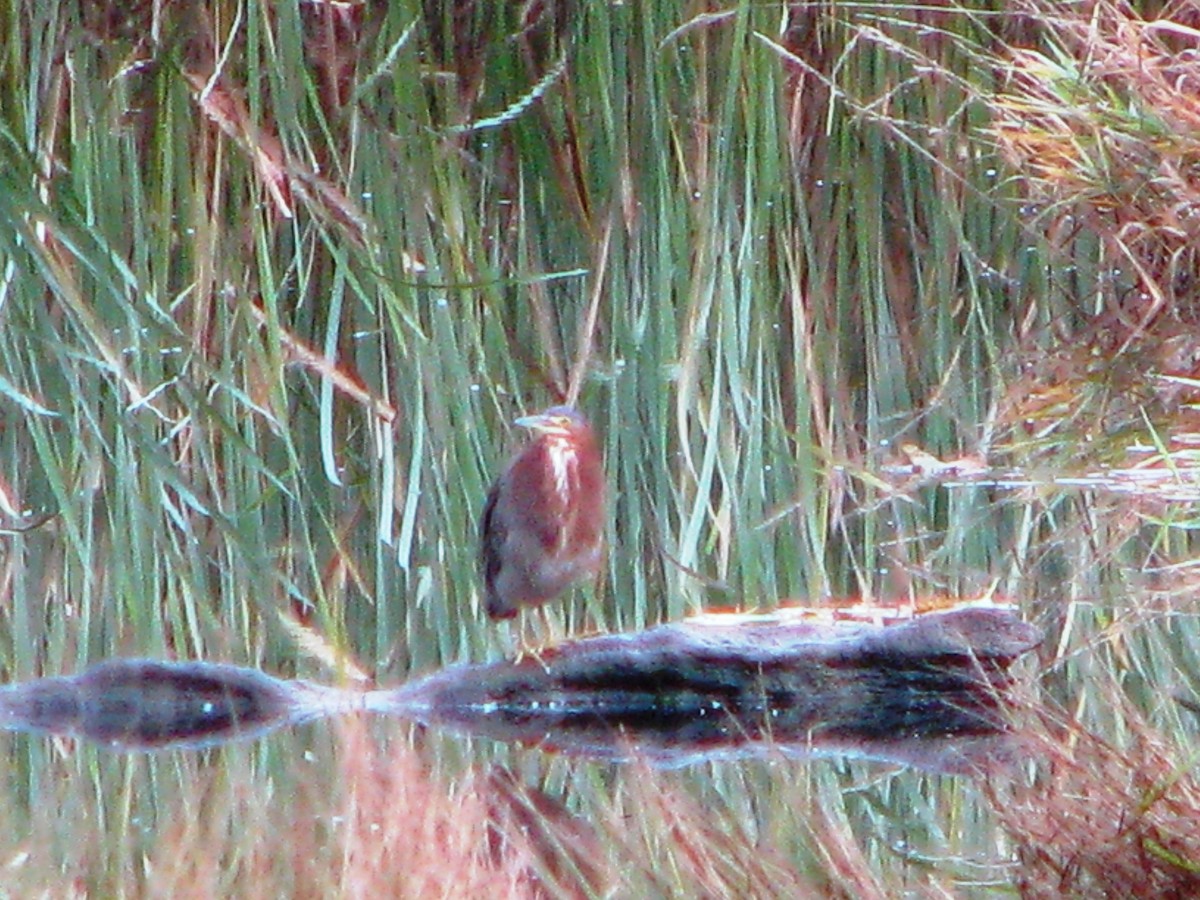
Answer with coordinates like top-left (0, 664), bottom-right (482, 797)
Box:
top-left (1, 0), bottom-right (1199, 895)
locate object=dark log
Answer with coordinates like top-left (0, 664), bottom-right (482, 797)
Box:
top-left (374, 605), bottom-right (1041, 771)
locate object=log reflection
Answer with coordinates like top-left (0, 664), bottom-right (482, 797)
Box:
top-left (0, 659), bottom-right (346, 749)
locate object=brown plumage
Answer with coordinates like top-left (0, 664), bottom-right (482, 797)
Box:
top-left (480, 406), bottom-right (605, 620)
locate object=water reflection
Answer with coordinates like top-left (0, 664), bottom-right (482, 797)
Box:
top-left (0, 658), bottom-right (352, 749)
top-left (0, 605), bottom-right (1039, 774)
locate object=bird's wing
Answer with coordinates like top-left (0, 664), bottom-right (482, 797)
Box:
top-left (479, 481), bottom-right (506, 590)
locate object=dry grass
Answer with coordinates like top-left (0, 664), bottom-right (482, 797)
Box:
top-left (991, 0), bottom-right (1200, 320)
top-left (988, 0), bottom-right (1200, 480)
top-left (154, 725), bottom-right (892, 899)
top-left (986, 703), bottom-right (1200, 899)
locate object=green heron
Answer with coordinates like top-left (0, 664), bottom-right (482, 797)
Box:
top-left (480, 406), bottom-right (606, 621)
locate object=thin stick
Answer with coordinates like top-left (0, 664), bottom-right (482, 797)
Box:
top-left (565, 206), bottom-right (614, 407)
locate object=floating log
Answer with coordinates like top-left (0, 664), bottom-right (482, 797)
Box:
top-left (374, 605), bottom-right (1041, 771)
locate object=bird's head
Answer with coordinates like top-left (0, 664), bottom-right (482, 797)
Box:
top-left (513, 406), bottom-right (587, 439)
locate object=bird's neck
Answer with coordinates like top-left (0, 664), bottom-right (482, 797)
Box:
top-left (545, 435), bottom-right (576, 497)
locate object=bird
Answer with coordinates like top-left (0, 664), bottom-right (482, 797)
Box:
top-left (480, 406), bottom-right (606, 622)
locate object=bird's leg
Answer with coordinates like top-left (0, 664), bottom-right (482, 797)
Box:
top-left (499, 619), bottom-right (520, 660)
top-left (583, 572), bottom-right (608, 635)
top-left (511, 611), bottom-right (553, 672)
top-left (539, 605), bottom-right (559, 648)
top-left (502, 616), bottom-right (541, 664)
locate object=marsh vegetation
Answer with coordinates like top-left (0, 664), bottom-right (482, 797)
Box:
top-left (1, 0), bottom-right (1199, 895)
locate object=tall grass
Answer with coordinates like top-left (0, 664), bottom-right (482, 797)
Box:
top-left (0, 0), bottom-right (1198, 894)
